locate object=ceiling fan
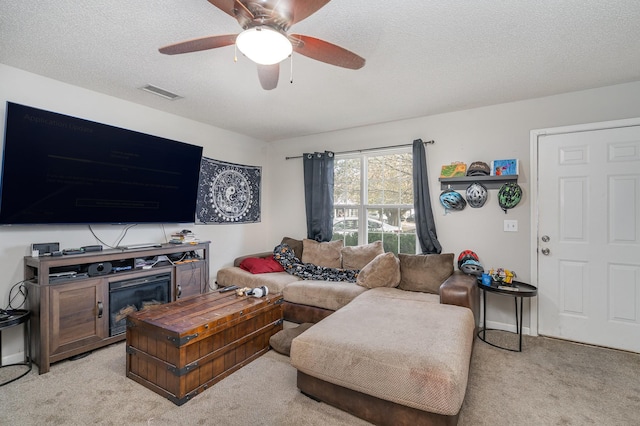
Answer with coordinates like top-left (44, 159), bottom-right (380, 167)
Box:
top-left (159, 0), bottom-right (365, 90)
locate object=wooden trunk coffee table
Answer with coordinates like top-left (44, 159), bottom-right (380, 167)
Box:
top-left (126, 290), bottom-right (283, 405)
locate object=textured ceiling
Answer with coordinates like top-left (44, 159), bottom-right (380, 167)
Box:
top-left (2, 1), bottom-right (640, 142)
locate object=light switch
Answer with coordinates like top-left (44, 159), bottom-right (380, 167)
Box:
top-left (504, 220), bottom-right (518, 232)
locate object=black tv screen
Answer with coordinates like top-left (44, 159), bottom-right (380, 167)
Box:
top-left (0, 102), bottom-right (203, 225)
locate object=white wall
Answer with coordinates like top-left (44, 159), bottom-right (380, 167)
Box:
top-left (266, 81), bottom-right (640, 331)
top-left (3, 63), bottom-right (640, 360)
top-left (0, 64), bottom-right (272, 361)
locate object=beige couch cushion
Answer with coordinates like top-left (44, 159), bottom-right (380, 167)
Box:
top-left (216, 267), bottom-right (300, 294)
top-left (283, 280), bottom-right (367, 311)
top-left (364, 286), bottom-right (440, 303)
top-left (290, 287), bottom-right (474, 416)
top-left (301, 239), bottom-right (343, 268)
top-left (356, 252), bottom-right (401, 289)
top-left (397, 253), bottom-right (454, 294)
top-left (341, 241), bottom-right (384, 270)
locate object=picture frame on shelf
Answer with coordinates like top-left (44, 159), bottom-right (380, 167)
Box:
top-left (491, 159), bottom-right (518, 176)
top-left (440, 162), bottom-right (467, 178)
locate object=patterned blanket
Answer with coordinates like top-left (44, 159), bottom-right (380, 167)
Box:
top-left (273, 243), bottom-right (359, 282)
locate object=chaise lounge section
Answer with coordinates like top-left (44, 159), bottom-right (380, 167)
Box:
top-left (291, 287), bottom-right (475, 426)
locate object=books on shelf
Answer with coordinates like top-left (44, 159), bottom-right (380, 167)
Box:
top-left (170, 230), bottom-right (198, 244)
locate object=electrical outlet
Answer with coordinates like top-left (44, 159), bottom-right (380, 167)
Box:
top-left (504, 220), bottom-right (518, 232)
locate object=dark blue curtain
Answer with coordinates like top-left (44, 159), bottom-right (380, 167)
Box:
top-left (303, 151), bottom-right (335, 242)
top-left (412, 139), bottom-right (442, 254)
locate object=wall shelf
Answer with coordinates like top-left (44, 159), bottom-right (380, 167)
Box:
top-left (439, 175), bottom-right (518, 190)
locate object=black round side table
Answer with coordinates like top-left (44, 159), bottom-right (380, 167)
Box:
top-left (477, 280), bottom-right (537, 352)
top-left (0, 309), bottom-right (32, 386)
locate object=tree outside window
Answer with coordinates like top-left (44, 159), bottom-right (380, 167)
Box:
top-left (332, 150), bottom-right (416, 254)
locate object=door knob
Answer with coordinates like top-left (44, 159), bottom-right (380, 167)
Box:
top-left (541, 248), bottom-right (550, 255)
top-left (542, 235), bottom-right (550, 242)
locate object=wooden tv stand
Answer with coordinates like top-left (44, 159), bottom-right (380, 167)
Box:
top-left (24, 242), bottom-right (210, 374)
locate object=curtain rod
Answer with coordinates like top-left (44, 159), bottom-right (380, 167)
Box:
top-left (285, 139), bottom-right (434, 160)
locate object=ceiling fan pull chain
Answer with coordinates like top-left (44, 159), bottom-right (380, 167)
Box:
top-left (234, 43), bottom-right (238, 62)
top-left (290, 53), bottom-right (294, 84)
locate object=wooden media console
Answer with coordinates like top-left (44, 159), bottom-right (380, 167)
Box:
top-left (24, 242), bottom-right (210, 374)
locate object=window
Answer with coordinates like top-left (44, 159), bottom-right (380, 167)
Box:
top-left (332, 149), bottom-right (416, 254)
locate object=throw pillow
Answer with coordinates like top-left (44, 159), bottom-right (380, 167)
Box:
top-left (301, 239), bottom-right (343, 269)
top-left (356, 252), bottom-right (401, 289)
top-left (281, 237), bottom-right (303, 260)
top-left (397, 253), bottom-right (455, 294)
top-left (341, 240), bottom-right (384, 270)
top-left (239, 257), bottom-right (285, 274)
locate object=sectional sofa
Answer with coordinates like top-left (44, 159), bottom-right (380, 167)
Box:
top-left (216, 237), bottom-right (479, 425)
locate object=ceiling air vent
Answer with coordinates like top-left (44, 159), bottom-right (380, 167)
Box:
top-left (139, 84), bottom-right (182, 100)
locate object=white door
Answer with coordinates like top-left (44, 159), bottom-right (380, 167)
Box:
top-left (536, 122), bottom-right (640, 353)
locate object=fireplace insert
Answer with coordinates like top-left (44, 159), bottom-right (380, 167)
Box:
top-left (109, 273), bottom-right (170, 336)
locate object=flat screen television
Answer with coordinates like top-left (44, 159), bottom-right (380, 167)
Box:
top-left (0, 102), bottom-right (203, 225)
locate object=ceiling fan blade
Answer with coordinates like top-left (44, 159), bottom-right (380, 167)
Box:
top-left (158, 34), bottom-right (237, 55)
top-left (289, 0), bottom-right (332, 25)
top-left (257, 64), bottom-right (279, 90)
top-left (206, 0), bottom-right (241, 18)
top-left (290, 34), bottom-right (365, 69)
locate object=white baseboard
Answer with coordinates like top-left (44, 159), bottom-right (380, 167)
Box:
top-left (485, 320), bottom-right (532, 336)
top-left (1, 351), bottom-right (26, 365)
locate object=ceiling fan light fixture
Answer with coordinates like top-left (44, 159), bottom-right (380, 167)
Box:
top-left (236, 27), bottom-right (292, 65)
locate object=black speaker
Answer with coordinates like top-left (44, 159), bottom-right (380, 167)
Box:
top-left (87, 262), bottom-right (112, 277)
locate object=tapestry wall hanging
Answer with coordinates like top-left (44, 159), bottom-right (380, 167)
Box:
top-left (196, 157), bottom-right (261, 224)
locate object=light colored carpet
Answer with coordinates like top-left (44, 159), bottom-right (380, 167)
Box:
top-left (1, 331), bottom-right (639, 425)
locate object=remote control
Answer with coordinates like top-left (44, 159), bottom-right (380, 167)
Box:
top-left (62, 248), bottom-right (85, 255)
top-left (219, 285), bottom-right (239, 293)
